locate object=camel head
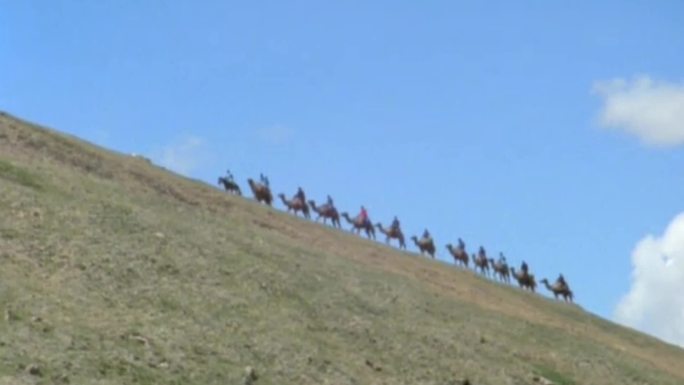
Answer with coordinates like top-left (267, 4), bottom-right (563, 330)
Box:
top-left (411, 236), bottom-right (418, 242)
top-left (540, 278), bottom-right (549, 285)
top-left (277, 193), bottom-right (286, 199)
top-left (446, 244), bottom-right (453, 251)
top-left (308, 200), bottom-right (316, 208)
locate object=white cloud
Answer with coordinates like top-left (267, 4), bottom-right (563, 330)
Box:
top-left (593, 76), bottom-right (684, 146)
top-left (615, 213), bottom-right (684, 347)
top-left (154, 136), bottom-right (210, 176)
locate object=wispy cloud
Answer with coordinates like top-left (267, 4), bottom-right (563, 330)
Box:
top-left (154, 135), bottom-right (210, 176)
top-left (614, 212), bottom-right (684, 347)
top-left (257, 124), bottom-right (295, 145)
top-left (593, 76), bottom-right (684, 147)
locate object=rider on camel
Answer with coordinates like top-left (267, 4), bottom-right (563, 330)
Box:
top-left (259, 173), bottom-right (270, 187)
top-left (499, 252), bottom-right (507, 265)
top-left (326, 194), bottom-right (334, 207)
top-left (359, 206), bottom-right (369, 226)
top-left (458, 238), bottom-right (466, 251)
top-left (557, 273), bottom-right (567, 289)
top-left (295, 187), bottom-right (306, 203)
top-left (422, 228), bottom-right (431, 239)
top-left (391, 216), bottom-right (400, 232)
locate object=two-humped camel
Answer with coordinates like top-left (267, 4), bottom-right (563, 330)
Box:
top-left (247, 179), bottom-right (273, 206)
top-left (411, 235), bottom-right (435, 259)
top-left (445, 244), bottom-right (469, 268)
top-left (488, 258), bottom-right (511, 284)
top-left (277, 193), bottom-right (310, 219)
top-left (540, 279), bottom-right (574, 303)
top-left (375, 223), bottom-right (406, 249)
top-left (510, 267), bottom-right (536, 292)
top-left (308, 200), bottom-right (340, 228)
top-left (340, 212), bottom-right (375, 240)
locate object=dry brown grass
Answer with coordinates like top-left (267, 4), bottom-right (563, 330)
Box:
top-left (1, 111), bottom-right (683, 385)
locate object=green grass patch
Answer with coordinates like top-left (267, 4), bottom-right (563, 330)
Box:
top-left (0, 159), bottom-right (43, 190)
top-left (533, 364), bottom-right (576, 385)
top-left (0, 227), bottom-right (20, 240)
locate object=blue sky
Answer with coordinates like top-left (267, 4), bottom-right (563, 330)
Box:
top-left (2, 1), bottom-right (684, 345)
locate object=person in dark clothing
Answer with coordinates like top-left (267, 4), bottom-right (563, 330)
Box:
top-left (458, 238), bottom-right (466, 251)
top-left (422, 229), bottom-right (431, 239)
top-left (259, 173), bottom-right (270, 187)
top-left (295, 187), bottom-right (306, 203)
top-left (521, 261), bottom-right (529, 275)
top-left (326, 195), bottom-right (334, 207)
top-left (478, 246), bottom-right (486, 258)
top-left (557, 273), bottom-right (567, 288)
top-left (391, 216), bottom-right (400, 232)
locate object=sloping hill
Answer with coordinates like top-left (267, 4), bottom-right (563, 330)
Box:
top-left (1, 111), bottom-right (683, 385)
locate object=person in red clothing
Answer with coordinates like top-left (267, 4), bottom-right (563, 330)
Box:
top-left (359, 205), bottom-right (369, 226)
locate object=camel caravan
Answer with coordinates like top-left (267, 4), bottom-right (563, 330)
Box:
top-left (218, 170), bottom-right (574, 304)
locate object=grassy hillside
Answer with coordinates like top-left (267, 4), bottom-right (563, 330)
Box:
top-left (1, 111), bottom-right (683, 385)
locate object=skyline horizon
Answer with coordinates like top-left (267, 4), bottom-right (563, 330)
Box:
top-left (2, 1), bottom-right (683, 347)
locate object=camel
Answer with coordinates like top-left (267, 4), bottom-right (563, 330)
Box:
top-left (308, 200), bottom-right (341, 228)
top-left (540, 279), bottom-right (574, 303)
top-left (375, 223), bottom-right (406, 249)
top-left (247, 178), bottom-right (273, 206)
top-left (340, 212), bottom-right (375, 240)
top-left (445, 244), bottom-right (469, 268)
top-left (471, 253), bottom-right (490, 277)
top-left (411, 236), bottom-right (436, 259)
top-left (488, 258), bottom-right (511, 284)
top-left (218, 176), bottom-right (241, 196)
top-left (277, 193), bottom-right (310, 219)
top-left (510, 267), bottom-right (536, 292)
